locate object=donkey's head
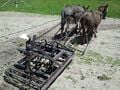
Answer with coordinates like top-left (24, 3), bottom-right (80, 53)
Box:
top-left (98, 4), bottom-right (108, 19)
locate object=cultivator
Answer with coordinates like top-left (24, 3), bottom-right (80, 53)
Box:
top-left (4, 35), bottom-right (74, 90)
top-left (3, 15), bottom-right (93, 89)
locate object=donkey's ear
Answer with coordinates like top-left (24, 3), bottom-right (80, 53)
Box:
top-left (86, 5), bottom-right (90, 9)
top-left (82, 6), bottom-right (85, 9)
top-left (83, 5), bottom-right (90, 10)
top-left (106, 4), bottom-right (108, 7)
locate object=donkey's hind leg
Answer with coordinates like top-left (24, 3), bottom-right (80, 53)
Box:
top-left (63, 23), bottom-right (70, 44)
top-left (93, 29), bottom-right (97, 38)
top-left (59, 17), bottom-right (66, 36)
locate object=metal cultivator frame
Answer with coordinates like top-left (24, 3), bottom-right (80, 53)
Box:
top-left (3, 15), bottom-right (92, 89)
top-left (4, 35), bottom-right (74, 90)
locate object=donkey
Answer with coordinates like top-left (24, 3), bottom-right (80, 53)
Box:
top-left (59, 4), bottom-right (89, 35)
top-left (80, 4), bottom-right (108, 55)
top-left (79, 4), bottom-right (108, 55)
top-left (80, 4), bottom-right (108, 39)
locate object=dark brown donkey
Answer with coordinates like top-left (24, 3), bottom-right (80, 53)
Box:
top-left (80, 4), bottom-right (108, 55)
top-left (80, 4), bottom-right (108, 40)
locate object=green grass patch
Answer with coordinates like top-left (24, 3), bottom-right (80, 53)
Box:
top-left (64, 75), bottom-right (77, 84)
top-left (76, 50), bottom-right (120, 66)
top-left (113, 59), bottom-right (120, 66)
top-left (50, 87), bottom-right (57, 90)
top-left (0, 0), bottom-right (120, 18)
top-left (13, 39), bottom-right (25, 47)
top-left (64, 75), bottom-right (73, 80)
top-left (103, 56), bottom-right (120, 66)
top-left (76, 50), bottom-right (104, 64)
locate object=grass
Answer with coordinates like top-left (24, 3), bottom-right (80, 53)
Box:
top-left (17, 42), bottom-right (24, 47)
top-left (50, 87), bottom-right (56, 90)
top-left (0, 0), bottom-right (120, 18)
top-left (64, 75), bottom-right (77, 84)
top-left (76, 50), bottom-right (104, 64)
top-left (14, 39), bottom-right (25, 47)
top-left (76, 50), bottom-right (120, 66)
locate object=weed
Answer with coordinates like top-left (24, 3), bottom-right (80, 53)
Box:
top-left (17, 42), bottom-right (24, 47)
top-left (64, 75), bottom-right (77, 84)
top-left (97, 74), bottom-right (111, 81)
top-left (81, 75), bottom-right (85, 80)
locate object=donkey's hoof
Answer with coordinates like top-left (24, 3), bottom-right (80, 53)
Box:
top-left (94, 35), bottom-right (97, 38)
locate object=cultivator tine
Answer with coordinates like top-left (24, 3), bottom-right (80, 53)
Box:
top-left (17, 48), bottom-right (28, 55)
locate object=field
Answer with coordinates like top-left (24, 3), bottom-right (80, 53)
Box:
top-left (0, 0), bottom-right (120, 18)
top-left (0, 12), bottom-right (120, 90)
top-left (0, 0), bottom-right (120, 90)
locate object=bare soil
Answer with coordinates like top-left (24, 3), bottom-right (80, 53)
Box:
top-left (0, 12), bottom-right (120, 90)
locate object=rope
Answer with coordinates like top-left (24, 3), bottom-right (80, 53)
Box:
top-left (36, 22), bottom-right (61, 40)
top-left (0, 18), bottom-right (59, 39)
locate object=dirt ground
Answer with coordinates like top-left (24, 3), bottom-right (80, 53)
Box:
top-left (0, 12), bottom-right (120, 90)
